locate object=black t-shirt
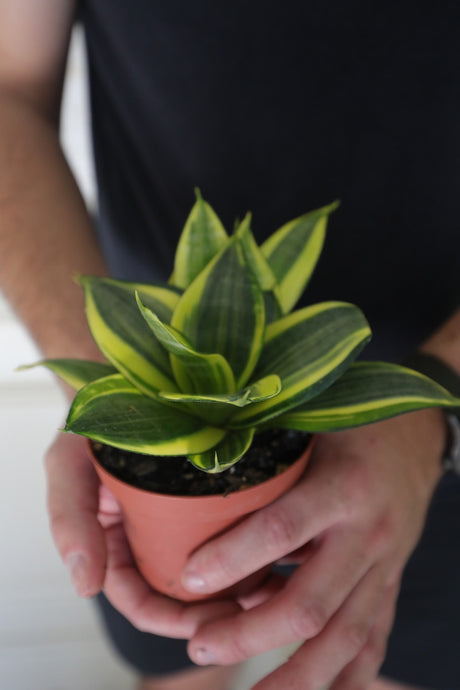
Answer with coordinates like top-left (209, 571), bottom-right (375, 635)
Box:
top-left (79, 0), bottom-right (460, 359)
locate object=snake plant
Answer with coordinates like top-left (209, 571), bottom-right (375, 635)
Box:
top-left (27, 192), bottom-right (460, 472)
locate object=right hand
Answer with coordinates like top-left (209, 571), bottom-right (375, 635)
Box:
top-left (44, 431), bottom-right (241, 638)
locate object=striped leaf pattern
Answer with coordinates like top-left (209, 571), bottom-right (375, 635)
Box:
top-left (27, 195), bottom-right (460, 473)
top-left (261, 201), bottom-right (339, 313)
top-left (189, 428), bottom-right (255, 472)
top-left (171, 234), bottom-right (265, 389)
top-left (231, 302), bottom-right (371, 427)
top-left (136, 293), bottom-right (236, 395)
top-left (277, 361), bottom-right (460, 431)
top-left (66, 374), bottom-right (225, 455)
top-left (80, 277), bottom-right (180, 395)
top-left (157, 375), bottom-right (281, 426)
top-left (172, 189), bottom-right (228, 289)
top-left (236, 214), bottom-right (283, 323)
top-left (19, 359), bottom-right (116, 391)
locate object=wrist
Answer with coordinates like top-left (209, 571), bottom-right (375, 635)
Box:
top-left (402, 351), bottom-right (460, 475)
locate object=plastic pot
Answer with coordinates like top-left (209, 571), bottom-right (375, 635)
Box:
top-left (90, 438), bottom-right (313, 601)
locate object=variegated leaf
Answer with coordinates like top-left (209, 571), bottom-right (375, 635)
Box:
top-left (172, 189), bottom-right (229, 289)
top-left (235, 214), bottom-right (283, 323)
top-left (171, 234), bottom-right (266, 388)
top-left (79, 277), bottom-right (179, 395)
top-left (65, 374), bottom-right (225, 455)
top-left (188, 428), bottom-right (255, 473)
top-left (231, 302), bottom-right (371, 427)
top-left (136, 293), bottom-right (235, 394)
top-left (261, 201), bottom-right (339, 313)
top-left (18, 359), bottom-right (116, 391)
top-left (157, 374), bottom-right (281, 425)
top-left (276, 361), bottom-right (460, 431)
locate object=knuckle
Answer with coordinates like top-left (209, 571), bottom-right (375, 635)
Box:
top-left (212, 544), bottom-right (240, 583)
top-left (262, 504), bottom-right (299, 554)
top-left (286, 676), bottom-right (312, 690)
top-left (127, 598), bottom-right (165, 635)
top-left (367, 642), bottom-right (387, 670)
top-left (48, 511), bottom-right (67, 542)
top-left (288, 600), bottom-right (329, 639)
top-left (130, 614), bottom-right (154, 635)
top-left (369, 515), bottom-right (394, 555)
top-left (364, 631), bottom-right (389, 669)
top-left (227, 626), bottom-right (250, 662)
top-left (285, 682), bottom-right (304, 690)
top-left (344, 620), bottom-right (370, 655)
top-left (339, 467), bottom-right (368, 519)
top-left (130, 617), bottom-right (149, 634)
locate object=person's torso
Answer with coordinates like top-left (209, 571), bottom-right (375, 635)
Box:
top-left (79, 0), bottom-right (460, 358)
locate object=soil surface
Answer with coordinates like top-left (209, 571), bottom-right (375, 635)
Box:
top-left (92, 428), bottom-right (311, 497)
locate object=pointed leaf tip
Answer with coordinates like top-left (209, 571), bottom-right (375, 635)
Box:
top-left (261, 201), bottom-right (340, 313)
top-left (172, 193), bottom-right (229, 289)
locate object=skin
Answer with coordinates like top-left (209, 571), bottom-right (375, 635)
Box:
top-left (182, 407), bottom-right (445, 689)
top-left (0, 2), bottom-right (457, 688)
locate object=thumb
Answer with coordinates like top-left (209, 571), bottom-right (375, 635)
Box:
top-left (45, 432), bottom-right (107, 597)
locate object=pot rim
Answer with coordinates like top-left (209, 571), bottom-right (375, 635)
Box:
top-left (87, 434), bottom-right (314, 504)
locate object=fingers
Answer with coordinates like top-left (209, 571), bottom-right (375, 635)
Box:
top-left (237, 571), bottom-right (287, 610)
top-left (182, 469), bottom-right (341, 595)
top-left (187, 525), bottom-right (373, 665)
top-left (45, 432), bottom-right (107, 597)
top-left (102, 520), bottom-right (242, 639)
top-left (97, 483), bottom-right (123, 529)
top-left (46, 431), bottom-right (240, 640)
top-left (249, 565), bottom-right (391, 690)
top-left (329, 582), bottom-right (399, 690)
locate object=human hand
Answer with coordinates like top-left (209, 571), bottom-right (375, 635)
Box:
top-left (44, 431), bottom-right (241, 639)
top-left (182, 409), bottom-right (446, 688)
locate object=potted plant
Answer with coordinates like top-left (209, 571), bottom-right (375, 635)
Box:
top-left (25, 192), bottom-right (460, 601)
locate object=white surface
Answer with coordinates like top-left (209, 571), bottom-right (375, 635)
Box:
top-left (60, 26), bottom-right (97, 211)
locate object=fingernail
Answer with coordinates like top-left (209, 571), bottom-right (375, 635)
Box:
top-left (193, 646), bottom-right (218, 665)
top-left (182, 570), bottom-right (207, 592)
top-left (66, 553), bottom-right (90, 597)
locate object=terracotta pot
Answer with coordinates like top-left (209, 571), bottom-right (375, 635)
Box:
top-left (90, 438), bottom-right (313, 601)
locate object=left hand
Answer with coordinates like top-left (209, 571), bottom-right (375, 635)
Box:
top-left (45, 432), bottom-right (241, 640)
top-left (182, 409), bottom-right (446, 689)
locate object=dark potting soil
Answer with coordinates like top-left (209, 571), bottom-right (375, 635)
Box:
top-left (92, 428), bottom-right (311, 497)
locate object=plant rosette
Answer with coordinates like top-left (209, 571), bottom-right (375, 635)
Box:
top-left (24, 191), bottom-right (460, 601)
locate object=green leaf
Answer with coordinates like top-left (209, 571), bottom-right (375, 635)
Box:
top-left (157, 374), bottom-right (282, 425)
top-left (80, 277), bottom-right (179, 395)
top-left (65, 374), bottom-right (225, 455)
top-left (276, 361), bottom-right (460, 431)
top-left (188, 428), bottom-right (255, 473)
top-left (231, 301), bottom-right (371, 427)
top-left (18, 359), bottom-right (116, 391)
top-left (136, 293), bottom-right (235, 394)
top-left (79, 276), bottom-right (182, 318)
top-left (235, 214), bottom-right (283, 323)
top-left (172, 189), bottom-right (229, 289)
top-left (261, 201), bottom-right (339, 313)
top-left (171, 234), bottom-right (266, 388)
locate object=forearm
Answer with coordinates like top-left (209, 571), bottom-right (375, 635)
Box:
top-left (0, 94), bottom-right (107, 361)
